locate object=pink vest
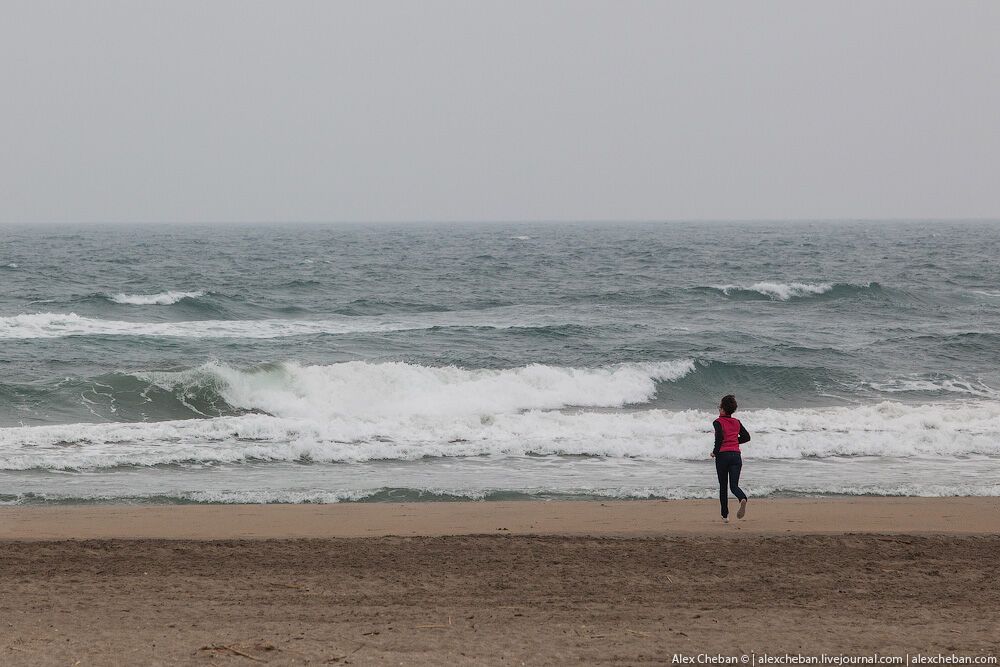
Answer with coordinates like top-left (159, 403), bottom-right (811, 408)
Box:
top-left (717, 416), bottom-right (742, 453)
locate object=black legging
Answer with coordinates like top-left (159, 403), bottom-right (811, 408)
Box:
top-left (715, 451), bottom-right (747, 518)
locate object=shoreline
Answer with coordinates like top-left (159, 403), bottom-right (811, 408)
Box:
top-left (2, 497), bottom-right (998, 540)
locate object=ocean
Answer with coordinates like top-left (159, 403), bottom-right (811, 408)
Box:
top-left (1, 221), bottom-right (999, 504)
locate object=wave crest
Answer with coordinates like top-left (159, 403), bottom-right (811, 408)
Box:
top-left (0, 307), bottom-right (579, 339)
top-left (107, 290), bottom-right (206, 305)
top-left (137, 359), bottom-right (697, 419)
top-left (709, 281), bottom-right (878, 301)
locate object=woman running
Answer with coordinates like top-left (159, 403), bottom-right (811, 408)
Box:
top-left (711, 394), bottom-right (750, 523)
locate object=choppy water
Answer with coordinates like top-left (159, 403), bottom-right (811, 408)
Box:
top-left (2, 221), bottom-right (999, 504)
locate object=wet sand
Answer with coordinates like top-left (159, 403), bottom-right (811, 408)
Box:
top-left (2, 497), bottom-right (999, 540)
top-left (1, 499), bottom-right (998, 665)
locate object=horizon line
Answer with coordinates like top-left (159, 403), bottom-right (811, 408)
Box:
top-left (2, 217), bottom-right (1000, 226)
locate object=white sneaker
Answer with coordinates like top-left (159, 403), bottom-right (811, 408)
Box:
top-left (737, 499), bottom-right (747, 519)
top-left (722, 517), bottom-right (729, 523)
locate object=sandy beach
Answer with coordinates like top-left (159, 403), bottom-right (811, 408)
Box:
top-left (1, 497), bottom-right (999, 540)
top-left (1, 498), bottom-right (998, 665)
top-left (5, 0), bottom-right (1000, 662)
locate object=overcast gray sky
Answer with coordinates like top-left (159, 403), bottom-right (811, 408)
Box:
top-left (2, 1), bottom-right (998, 224)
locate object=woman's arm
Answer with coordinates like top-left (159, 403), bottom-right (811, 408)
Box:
top-left (712, 420), bottom-right (723, 456)
top-left (738, 424), bottom-right (751, 444)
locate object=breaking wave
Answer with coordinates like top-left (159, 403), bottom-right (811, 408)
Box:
top-left (2, 397), bottom-right (999, 470)
top-left (4, 359), bottom-right (997, 427)
top-left (0, 307), bottom-right (579, 339)
top-left (107, 290), bottom-right (206, 305)
top-left (707, 282), bottom-right (880, 301)
top-left (133, 359), bottom-right (697, 419)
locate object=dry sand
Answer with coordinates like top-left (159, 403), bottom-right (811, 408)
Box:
top-left (1, 499), bottom-right (998, 665)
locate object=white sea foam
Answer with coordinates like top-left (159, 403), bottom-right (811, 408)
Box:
top-left (715, 281), bottom-right (879, 300)
top-left (716, 282), bottom-right (837, 300)
top-left (2, 398), bottom-right (999, 470)
top-left (0, 488), bottom-right (390, 505)
top-left (107, 290), bottom-right (206, 305)
top-left (866, 378), bottom-right (1000, 400)
top-left (138, 359), bottom-right (697, 419)
top-left (0, 307), bottom-right (576, 339)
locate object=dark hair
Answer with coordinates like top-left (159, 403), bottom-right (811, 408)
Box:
top-left (720, 394), bottom-right (738, 416)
